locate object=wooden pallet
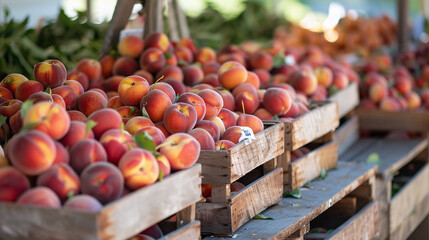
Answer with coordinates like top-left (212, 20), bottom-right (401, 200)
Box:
top-left (328, 82), bottom-right (359, 119)
top-left (342, 138), bottom-right (429, 240)
top-left (0, 164), bottom-right (202, 240)
top-left (356, 109), bottom-right (429, 132)
top-left (285, 140), bottom-right (339, 191)
top-left (203, 161), bottom-right (378, 240)
top-left (334, 115), bottom-right (359, 157)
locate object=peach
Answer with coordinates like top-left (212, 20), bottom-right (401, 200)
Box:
top-left (201, 183), bottom-right (212, 198)
top-left (102, 75), bottom-right (124, 93)
top-left (9, 110), bottom-right (23, 134)
top-left (289, 70), bottom-right (318, 95)
top-left (118, 148), bottom-right (159, 190)
top-left (107, 91), bottom-right (119, 99)
top-left (149, 82), bottom-right (176, 103)
top-left (17, 187), bottom-right (61, 208)
top-left (23, 101), bottom-right (70, 140)
top-left (134, 70), bottom-right (154, 85)
top-left (75, 58), bottom-right (102, 83)
top-left (69, 139), bottom-right (107, 174)
top-left (135, 126), bottom-right (166, 146)
top-left (156, 65), bottom-right (183, 82)
top-left (195, 120), bottom-right (220, 142)
top-left (197, 89), bottom-right (223, 120)
top-left (209, 116), bottom-right (226, 136)
top-left (52, 85), bottom-right (78, 110)
top-left (37, 163), bottom-right (80, 201)
top-left (27, 91), bottom-right (53, 104)
top-left (237, 114), bottom-right (264, 134)
top-left (221, 126), bottom-right (243, 144)
top-left (191, 83), bottom-right (214, 92)
top-left (231, 182), bottom-right (245, 192)
top-left (90, 88), bottom-right (108, 101)
top-left (396, 96), bottom-right (408, 110)
top-left (33, 59), bottom-right (67, 88)
top-left (1, 73), bottom-right (28, 96)
top-left (0, 166), bottom-right (30, 202)
top-left (145, 32), bottom-right (170, 53)
top-left (124, 116), bottom-right (155, 135)
top-left (177, 37), bottom-right (197, 54)
top-left (67, 70), bottom-right (89, 91)
top-left (100, 129), bottom-right (136, 165)
top-left (116, 106), bottom-right (141, 123)
top-left (87, 108), bottom-right (123, 139)
top-left (107, 95), bottom-right (125, 109)
top-left (156, 154), bottom-right (171, 177)
top-left (332, 71), bottom-right (349, 90)
top-left (0, 123), bottom-right (10, 146)
top-left (254, 108), bottom-right (274, 120)
top-left (215, 140), bottom-right (235, 150)
top-left (369, 83), bottom-right (388, 103)
top-left (249, 51), bottom-right (273, 71)
top-left (215, 89), bottom-right (235, 111)
top-left (177, 93), bottom-right (206, 121)
top-left (139, 48), bottom-right (166, 73)
top-left (15, 80), bottom-right (44, 101)
top-left (253, 69), bottom-right (271, 88)
top-left (174, 46), bottom-right (194, 65)
top-left (64, 80), bottom-right (84, 97)
top-left (232, 83), bottom-right (257, 98)
top-left (196, 47), bottom-right (217, 65)
top-left (100, 55), bottom-right (116, 79)
top-left (159, 133), bottom-right (200, 170)
top-left (183, 65), bottom-right (204, 86)
top-left (218, 61), bottom-right (248, 89)
top-left (405, 92), bottom-right (421, 110)
top-left (130, 235), bottom-right (155, 240)
top-left (202, 61), bottom-right (220, 75)
top-left (0, 86), bottom-right (13, 102)
top-left (80, 162), bottom-right (124, 204)
top-left (140, 89), bottom-right (172, 123)
top-left (313, 67), bottom-right (333, 87)
top-left (380, 97), bottom-right (401, 111)
top-left (0, 99), bottom-right (22, 118)
top-left (218, 53), bottom-right (246, 66)
top-left (63, 194), bottom-right (103, 212)
top-left (118, 75), bottom-right (150, 106)
top-left (113, 57), bottom-right (139, 76)
top-left (118, 35), bottom-right (144, 58)
top-left (52, 94), bottom-right (66, 109)
top-left (163, 78), bottom-right (186, 95)
top-left (394, 77), bottom-right (412, 95)
top-left (216, 108), bottom-right (236, 129)
top-left (67, 110), bottom-right (87, 122)
top-left (282, 100), bottom-right (301, 118)
top-left (245, 71), bottom-right (260, 90)
top-left (140, 224), bottom-right (164, 239)
top-left (77, 90), bottom-right (108, 116)
top-left (263, 87), bottom-right (292, 116)
top-left (235, 91), bottom-right (259, 114)
top-left (163, 103), bottom-right (197, 133)
top-left (202, 73), bottom-right (220, 87)
top-left (165, 51), bottom-right (178, 65)
top-left (189, 128), bottom-right (215, 150)
top-left (154, 122), bottom-right (171, 138)
top-left (53, 141), bottom-right (69, 164)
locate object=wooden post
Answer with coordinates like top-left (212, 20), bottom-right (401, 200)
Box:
top-left (397, 0), bottom-right (409, 53)
top-left (86, 0), bottom-right (92, 21)
top-left (167, 0), bottom-right (179, 41)
top-left (173, 0), bottom-right (190, 38)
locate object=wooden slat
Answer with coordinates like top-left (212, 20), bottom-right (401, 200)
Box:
top-left (160, 221), bottom-right (201, 240)
top-left (173, 0), bottom-right (190, 38)
top-left (204, 161), bottom-right (377, 240)
top-left (328, 82), bottom-right (359, 118)
top-left (287, 141), bottom-right (339, 191)
top-left (334, 115), bottom-right (359, 157)
top-left (357, 109), bottom-right (429, 132)
top-left (390, 164), bottom-right (429, 235)
top-left (375, 174), bottom-right (392, 240)
top-left (198, 122), bottom-right (284, 184)
top-left (197, 168), bottom-right (283, 235)
top-left (167, 0), bottom-right (179, 41)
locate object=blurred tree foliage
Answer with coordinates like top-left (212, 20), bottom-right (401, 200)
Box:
top-left (187, 0), bottom-right (288, 49)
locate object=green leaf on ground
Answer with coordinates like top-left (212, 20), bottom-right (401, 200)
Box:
top-left (320, 168), bottom-right (328, 179)
top-left (283, 188), bottom-right (302, 199)
top-left (366, 153), bottom-right (381, 164)
top-left (253, 213), bottom-right (273, 220)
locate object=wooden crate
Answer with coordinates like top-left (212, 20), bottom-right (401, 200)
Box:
top-left (328, 82), bottom-right (359, 119)
top-left (342, 138), bottom-right (429, 240)
top-left (334, 115), bottom-right (359, 157)
top-left (0, 164), bottom-right (202, 240)
top-left (356, 109), bottom-right (429, 132)
top-left (203, 161), bottom-right (378, 240)
top-left (285, 140), bottom-right (339, 191)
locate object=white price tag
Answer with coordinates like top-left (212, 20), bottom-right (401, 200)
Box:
top-left (284, 55), bottom-right (296, 66)
top-left (119, 28), bottom-right (144, 40)
top-left (238, 127), bottom-right (256, 145)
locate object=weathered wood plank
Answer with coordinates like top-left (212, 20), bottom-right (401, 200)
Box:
top-left (204, 161), bottom-right (377, 240)
top-left (357, 109), bottom-right (429, 132)
top-left (0, 164), bottom-right (201, 240)
top-left (198, 122), bottom-right (284, 184)
top-left (160, 221), bottom-right (201, 240)
top-left (287, 141), bottom-right (339, 191)
top-left (334, 115), bottom-right (359, 157)
top-left (390, 164), bottom-right (429, 235)
top-left (328, 82), bottom-right (359, 118)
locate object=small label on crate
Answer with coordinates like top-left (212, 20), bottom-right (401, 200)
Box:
top-left (119, 28), bottom-right (144, 40)
top-left (238, 127), bottom-right (256, 145)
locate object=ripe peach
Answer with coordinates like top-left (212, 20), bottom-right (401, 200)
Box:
top-left (174, 46), bottom-right (194, 65)
top-left (116, 106), bottom-right (141, 123)
top-left (134, 126), bottom-right (166, 146)
top-left (191, 83), bottom-right (213, 92)
top-left (118, 75), bottom-right (150, 106)
top-left (195, 120), bottom-right (220, 142)
top-left (52, 85), bottom-right (78, 110)
top-left (218, 61), bottom-right (247, 89)
top-left (52, 94), bottom-right (66, 109)
top-left (87, 108), bottom-right (123, 139)
top-left (163, 78), bottom-right (186, 95)
top-left (140, 89), bottom-right (172, 123)
top-left (245, 71), bottom-right (261, 90)
top-left (90, 88), bottom-right (108, 101)
top-left (15, 80), bottom-right (44, 101)
top-left (113, 57), bottom-right (139, 77)
top-left (0, 86), bottom-right (13, 102)
top-left (75, 58), bottom-right (102, 83)
top-left (221, 126), bottom-right (243, 144)
top-left (405, 92), bottom-right (421, 110)
top-left (369, 83), bottom-right (388, 103)
top-left (165, 51), bottom-right (178, 65)
top-left (134, 70), bottom-right (154, 85)
top-left (37, 163), bottom-right (80, 201)
top-left (67, 110), bottom-right (87, 122)
top-left (202, 73), bottom-right (219, 87)
top-left (63, 194), bottom-right (103, 212)
top-left (118, 148), bottom-right (159, 190)
top-left (23, 101), bottom-right (70, 140)
top-left (100, 129), bottom-right (136, 165)
top-left (254, 108), bottom-right (274, 120)
top-left (9, 110), bottom-right (23, 134)
top-left (0, 99), bottom-right (22, 118)
top-left (0, 166), bottom-right (30, 202)
top-left (27, 91), bottom-right (53, 104)
top-left (163, 103), bottom-right (197, 133)
top-left (183, 65), bottom-right (204, 86)
top-left (263, 87), bottom-right (292, 116)
top-left (124, 116), bottom-right (154, 135)
top-left (289, 70), bottom-right (318, 95)
top-left (201, 183), bottom-right (212, 198)
top-left (237, 114), bottom-right (264, 134)
top-left (102, 76), bottom-right (124, 93)
top-left (159, 133), bottom-right (200, 170)
top-left (34, 59), bottom-right (67, 88)
top-left (156, 65), bottom-right (183, 82)
top-left (100, 55), bottom-right (116, 79)
top-left (154, 122), bottom-right (171, 138)
top-left (196, 47), bottom-right (217, 65)
top-left (64, 80), bottom-right (84, 97)
top-left (17, 187), bottom-right (61, 208)
top-left (177, 37), bottom-right (197, 54)
top-left (253, 69), bottom-right (271, 88)
top-left (313, 67), bottom-right (333, 87)
top-left (149, 82), bottom-right (176, 103)
top-left (394, 77), bottom-right (412, 95)
top-left (177, 93), bottom-right (206, 121)
top-left (53, 141), bottom-right (69, 164)
top-left (249, 51), bottom-right (273, 71)
top-left (130, 235), bottom-right (156, 240)
top-left (189, 128), bottom-right (215, 150)
top-left (202, 61), bottom-right (220, 75)
top-left (209, 116), bottom-right (226, 136)
top-left (332, 71), bottom-right (349, 90)
top-left (69, 139), bottom-right (107, 174)
top-left (107, 96), bottom-right (125, 109)
top-left (215, 89), bottom-right (235, 111)
top-left (80, 162), bottom-right (124, 204)
top-left (380, 97), bottom-right (401, 111)
top-left (231, 182), bottom-right (245, 192)
top-left (77, 90), bottom-right (108, 117)
top-left (215, 140), bottom-right (235, 150)
top-left (67, 70), bottom-right (89, 91)
top-left (217, 108), bottom-right (236, 129)
top-left (139, 48), bottom-right (166, 73)
top-left (282, 100), bottom-right (301, 118)
top-left (1, 73), bottom-right (29, 96)
top-left (145, 32), bottom-right (170, 53)
top-left (156, 154), bottom-right (171, 177)
top-left (118, 35), bottom-right (144, 58)
top-left (197, 89), bottom-right (223, 120)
